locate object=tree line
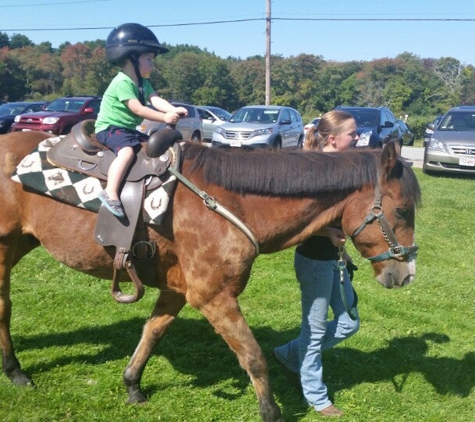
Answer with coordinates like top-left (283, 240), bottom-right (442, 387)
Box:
top-left (2, 31), bottom-right (475, 137)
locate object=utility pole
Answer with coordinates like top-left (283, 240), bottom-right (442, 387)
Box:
top-left (265, 0), bottom-right (271, 105)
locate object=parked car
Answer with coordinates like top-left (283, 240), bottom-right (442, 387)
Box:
top-left (137, 101), bottom-right (204, 142)
top-left (423, 115), bottom-right (444, 146)
top-left (304, 117), bottom-right (321, 136)
top-left (211, 105), bottom-right (304, 149)
top-left (423, 106), bottom-right (475, 175)
top-left (197, 106), bottom-right (232, 142)
top-left (0, 101), bottom-right (48, 134)
top-left (336, 106), bottom-right (400, 148)
top-left (12, 96), bottom-right (101, 135)
top-left (397, 119), bottom-right (415, 146)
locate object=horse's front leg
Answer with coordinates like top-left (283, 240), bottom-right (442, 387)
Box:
top-left (0, 244), bottom-right (32, 386)
top-left (199, 292), bottom-right (284, 422)
top-left (123, 289), bottom-right (186, 403)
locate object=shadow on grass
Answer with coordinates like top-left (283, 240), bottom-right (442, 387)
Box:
top-left (11, 318), bottom-right (475, 421)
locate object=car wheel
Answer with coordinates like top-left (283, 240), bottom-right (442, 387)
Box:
top-left (191, 131), bottom-right (201, 143)
top-left (272, 137), bottom-right (282, 149)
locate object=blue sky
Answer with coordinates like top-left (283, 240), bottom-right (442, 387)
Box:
top-left (3, 0), bottom-right (475, 65)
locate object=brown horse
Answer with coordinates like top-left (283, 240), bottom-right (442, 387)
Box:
top-left (0, 131), bottom-right (421, 422)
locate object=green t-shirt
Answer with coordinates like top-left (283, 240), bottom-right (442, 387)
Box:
top-left (95, 72), bottom-right (155, 133)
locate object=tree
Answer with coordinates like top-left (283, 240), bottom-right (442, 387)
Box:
top-left (0, 32), bottom-right (9, 49)
top-left (10, 34), bottom-right (34, 49)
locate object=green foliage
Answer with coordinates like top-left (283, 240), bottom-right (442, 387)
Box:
top-left (0, 169), bottom-right (474, 421)
top-left (2, 35), bottom-right (475, 125)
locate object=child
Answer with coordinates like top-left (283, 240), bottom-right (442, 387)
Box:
top-left (95, 23), bottom-right (187, 218)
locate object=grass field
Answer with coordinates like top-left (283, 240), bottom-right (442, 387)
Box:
top-left (1, 167), bottom-right (474, 421)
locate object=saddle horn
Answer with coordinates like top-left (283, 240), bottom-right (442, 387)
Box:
top-left (146, 125), bottom-right (183, 158)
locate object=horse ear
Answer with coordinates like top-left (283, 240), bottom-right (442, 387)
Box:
top-left (380, 141), bottom-right (400, 179)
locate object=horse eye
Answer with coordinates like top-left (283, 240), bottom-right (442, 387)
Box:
top-left (396, 208), bottom-right (409, 219)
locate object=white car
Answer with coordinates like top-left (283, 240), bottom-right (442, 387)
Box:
top-left (197, 106), bottom-right (232, 141)
top-left (304, 117), bottom-right (320, 136)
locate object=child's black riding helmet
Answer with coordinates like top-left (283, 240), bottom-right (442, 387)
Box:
top-left (105, 23), bottom-right (169, 64)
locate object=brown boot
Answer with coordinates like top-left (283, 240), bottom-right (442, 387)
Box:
top-left (318, 404), bottom-right (343, 417)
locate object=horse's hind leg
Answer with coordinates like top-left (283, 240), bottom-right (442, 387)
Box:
top-left (123, 289), bottom-right (186, 403)
top-left (0, 238), bottom-right (33, 386)
top-left (199, 293), bottom-right (284, 422)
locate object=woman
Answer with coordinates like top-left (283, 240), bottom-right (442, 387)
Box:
top-left (274, 110), bottom-right (360, 417)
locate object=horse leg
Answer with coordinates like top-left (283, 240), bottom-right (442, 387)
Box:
top-left (123, 289), bottom-right (186, 403)
top-left (0, 238), bottom-right (33, 386)
top-left (199, 293), bottom-right (284, 422)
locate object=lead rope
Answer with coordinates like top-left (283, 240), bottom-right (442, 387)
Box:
top-left (338, 246), bottom-right (358, 321)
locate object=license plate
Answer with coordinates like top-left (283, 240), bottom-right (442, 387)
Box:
top-left (459, 156), bottom-right (475, 166)
top-left (230, 140), bottom-right (242, 147)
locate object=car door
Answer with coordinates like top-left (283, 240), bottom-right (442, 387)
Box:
top-left (279, 108), bottom-right (293, 147)
top-left (198, 108), bottom-right (215, 140)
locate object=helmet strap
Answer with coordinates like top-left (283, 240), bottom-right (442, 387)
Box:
top-left (129, 53), bottom-right (146, 106)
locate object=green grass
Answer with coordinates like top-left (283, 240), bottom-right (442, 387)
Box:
top-left (1, 169), bottom-right (474, 421)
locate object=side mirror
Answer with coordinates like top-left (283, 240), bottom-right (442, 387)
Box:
top-left (428, 123), bottom-right (435, 130)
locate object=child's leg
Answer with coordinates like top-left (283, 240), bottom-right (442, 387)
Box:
top-left (105, 146), bottom-right (135, 201)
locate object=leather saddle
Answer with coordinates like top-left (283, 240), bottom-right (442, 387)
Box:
top-left (47, 119), bottom-right (184, 304)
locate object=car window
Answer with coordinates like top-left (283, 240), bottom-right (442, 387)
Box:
top-left (439, 112), bottom-right (475, 131)
top-left (280, 108), bottom-right (290, 122)
top-left (26, 104), bottom-right (45, 113)
top-left (199, 109), bottom-right (212, 120)
top-left (87, 100), bottom-right (101, 113)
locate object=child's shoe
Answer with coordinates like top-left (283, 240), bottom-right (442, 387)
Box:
top-left (98, 190), bottom-right (125, 218)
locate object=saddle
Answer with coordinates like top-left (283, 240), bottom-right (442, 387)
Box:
top-left (47, 119), bottom-right (183, 304)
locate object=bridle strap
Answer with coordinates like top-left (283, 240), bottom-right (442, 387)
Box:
top-left (351, 176), bottom-right (418, 263)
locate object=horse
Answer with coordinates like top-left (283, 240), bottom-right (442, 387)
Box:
top-left (0, 131), bottom-right (421, 422)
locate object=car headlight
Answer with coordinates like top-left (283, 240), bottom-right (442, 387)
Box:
top-left (0, 120), bottom-right (5, 127)
top-left (14, 115), bottom-right (21, 123)
top-left (43, 117), bottom-right (60, 124)
top-left (215, 126), bottom-right (226, 135)
top-left (427, 138), bottom-right (447, 152)
top-left (355, 130), bottom-right (372, 147)
top-left (250, 127), bottom-right (273, 138)
top-left (426, 128), bottom-right (434, 135)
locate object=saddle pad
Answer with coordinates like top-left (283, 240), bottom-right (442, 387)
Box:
top-left (11, 137), bottom-right (175, 225)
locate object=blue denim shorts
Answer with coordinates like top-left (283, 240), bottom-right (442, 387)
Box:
top-left (96, 126), bottom-right (147, 155)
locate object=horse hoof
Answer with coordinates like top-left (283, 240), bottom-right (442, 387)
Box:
top-left (11, 371), bottom-right (34, 387)
top-left (127, 388), bottom-right (147, 404)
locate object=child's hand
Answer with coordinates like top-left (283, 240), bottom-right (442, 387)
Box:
top-left (174, 106), bottom-right (188, 117)
top-left (163, 111), bottom-right (181, 125)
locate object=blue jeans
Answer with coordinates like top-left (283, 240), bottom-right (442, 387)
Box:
top-left (274, 251), bottom-right (360, 411)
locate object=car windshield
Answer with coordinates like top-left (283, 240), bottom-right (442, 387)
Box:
top-left (347, 110), bottom-right (379, 127)
top-left (230, 108), bottom-right (279, 124)
top-left (46, 98), bottom-right (85, 112)
top-left (438, 112), bottom-right (475, 131)
top-left (0, 104), bottom-right (27, 115)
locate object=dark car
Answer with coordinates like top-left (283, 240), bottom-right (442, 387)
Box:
top-left (397, 119), bottom-right (415, 146)
top-left (336, 105), bottom-right (400, 148)
top-left (0, 101), bottom-right (48, 134)
top-left (423, 115), bottom-right (443, 146)
top-left (12, 96), bottom-right (102, 135)
top-left (423, 106), bottom-right (475, 175)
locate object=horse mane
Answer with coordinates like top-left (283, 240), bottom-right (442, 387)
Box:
top-left (183, 143), bottom-right (421, 204)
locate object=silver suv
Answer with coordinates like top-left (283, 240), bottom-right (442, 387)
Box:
top-left (137, 101), bottom-right (204, 142)
top-left (211, 105), bottom-right (304, 149)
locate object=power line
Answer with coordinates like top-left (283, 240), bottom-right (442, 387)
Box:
top-left (4, 16), bottom-right (475, 33)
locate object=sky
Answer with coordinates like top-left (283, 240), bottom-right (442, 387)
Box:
top-left (3, 0), bottom-right (475, 66)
